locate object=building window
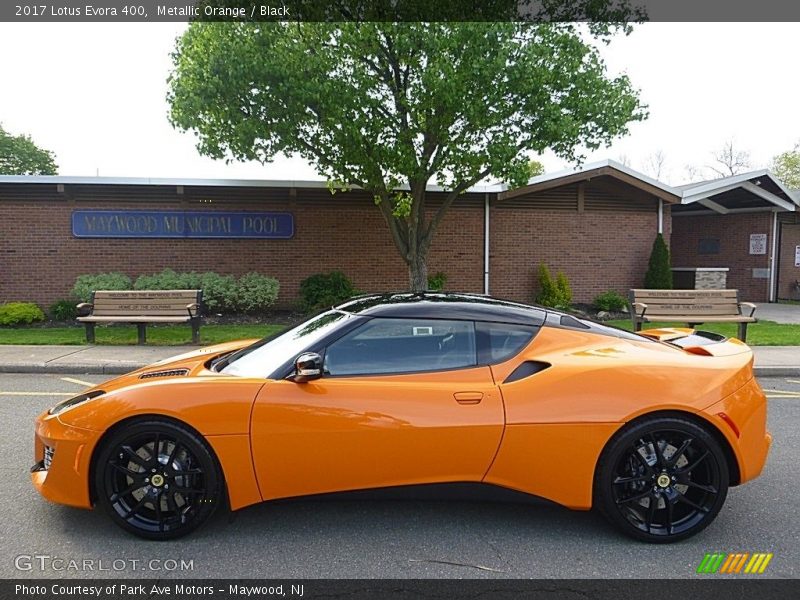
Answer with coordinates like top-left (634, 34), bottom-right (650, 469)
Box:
top-left (698, 238), bottom-right (720, 255)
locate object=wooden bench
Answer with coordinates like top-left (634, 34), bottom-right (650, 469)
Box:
top-left (77, 290), bottom-right (203, 344)
top-left (628, 289), bottom-right (757, 342)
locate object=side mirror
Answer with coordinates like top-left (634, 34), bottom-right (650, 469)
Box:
top-left (293, 352), bottom-right (323, 383)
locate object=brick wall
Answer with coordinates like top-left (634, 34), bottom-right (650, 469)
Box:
top-left (0, 180), bottom-right (671, 310)
top-left (671, 212), bottom-right (773, 302)
top-left (489, 181), bottom-right (669, 304)
top-left (0, 185), bottom-right (485, 309)
top-left (778, 214), bottom-right (800, 300)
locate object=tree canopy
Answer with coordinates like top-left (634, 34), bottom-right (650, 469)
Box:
top-left (168, 20), bottom-right (646, 289)
top-left (0, 125), bottom-right (58, 175)
top-left (771, 144), bottom-right (800, 189)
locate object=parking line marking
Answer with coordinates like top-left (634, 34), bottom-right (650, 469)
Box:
top-left (60, 377), bottom-right (94, 387)
top-left (786, 379), bottom-right (800, 385)
top-left (0, 392), bottom-right (72, 396)
top-left (764, 389), bottom-right (800, 397)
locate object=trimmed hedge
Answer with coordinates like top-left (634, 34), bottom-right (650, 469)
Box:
top-left (0, 302), bottom-right (46, 326)
top-left (72, 272), bottom-right (132, 302)
top-left (72, 269), bottom-right (280, 314)
top-left (300, 271), bottom-right (358, 312)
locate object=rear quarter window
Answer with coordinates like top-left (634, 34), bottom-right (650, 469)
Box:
top-left (476, 322), bottom-right (538, 364)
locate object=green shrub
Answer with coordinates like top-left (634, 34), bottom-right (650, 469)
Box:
top-left (71, 272), bottom-right (132, 302)
top-left (236, 272), bottom-right (280, 313)
top-left (134, 268), bottom-right (201, 291)
top-left (0, 302), bottom-right (46, 326)
top-left (555, 271), bottom-right (572, 308)
top-left (198, 272), bottom-right (238, 312)
top-left (427, 271), bottom-right (448, 291)
top-left (49, 299), bottom-right (77, 321)
top-left (593, 290), bottom-right (628, 313)
top-left (300, 271), bottom-right (358, 312)
top-left (535, 263), bottom-right (572, 309)
top-left (644, 233), bottom-right (673, 289)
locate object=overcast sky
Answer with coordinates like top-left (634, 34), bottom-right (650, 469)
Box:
top-left (0, 22), bottom-right (797, 185)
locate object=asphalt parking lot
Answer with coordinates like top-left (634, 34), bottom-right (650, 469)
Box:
top-left (1, 372), bottom-right (797, 579)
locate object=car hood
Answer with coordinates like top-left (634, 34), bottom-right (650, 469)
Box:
top-left (86, 339), bottom-right (259, 395)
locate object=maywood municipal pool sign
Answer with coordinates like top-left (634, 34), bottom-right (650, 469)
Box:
top-left (71, 210), bottom-right (294, 239)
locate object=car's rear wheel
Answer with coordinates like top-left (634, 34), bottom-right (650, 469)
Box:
top-left (595, 416), bottom-right (729, 543)
top-left (94, 419), bottom-right (222, 540)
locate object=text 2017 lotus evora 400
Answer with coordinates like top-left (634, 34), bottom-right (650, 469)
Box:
top-left (31, 293), bottom-right (771, 542)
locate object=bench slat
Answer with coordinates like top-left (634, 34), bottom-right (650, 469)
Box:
top-left (641, 315), bottom-right (756, 323)
top-left (93, 290), bottom-right (199, 299)
top-left (79, 316), bottom-right (193, 323)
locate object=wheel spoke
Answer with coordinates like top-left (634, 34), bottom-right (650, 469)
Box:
top-left (121, 445), bottom-right (149, 468)
top-left (665, 495), bottom-right (674, 535)
top-left (676, 492), bottom-right (710, 513)
top-left (684, 480), bottom-right (718, 495)
top-left (166, 491), bottom-right (179, 515)
top-left (616, 488), bottom-right (651, 505)
top-left (123, 494), bottom-right (148, 520)
top-left (667, 438), bottom-right (693, 467)
top-left (166, 441), bottom-right (181, 466)
top-left (648, 434), bottom-right (665, 468)
top-left (630, 448), bottom-right (654, 475)
top-left (678, 450), bottom-right (710, 474)
top-left (110, 462), bottom-right (144, 478)
top-left (152, 433), bottom-right (162, 462)
top-left (613, 474), bottom-right (650, 485)
top-left (111, 480), bottom-right (145, 501)
top-left (154, 495), bottom-right (164, 532)
top-left (645, 493), bottom-right (657, 533)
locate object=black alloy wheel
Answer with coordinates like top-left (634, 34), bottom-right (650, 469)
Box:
top-left (94, 419), bottom-right (222, 540)
top-left (595, 417), bottom-right (729, 543)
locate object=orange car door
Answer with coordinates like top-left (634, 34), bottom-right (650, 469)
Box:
top-left (250, 318), bottom-right (504, 500)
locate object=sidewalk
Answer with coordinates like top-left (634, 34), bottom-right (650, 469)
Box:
top-left (0, 343), bottom-right (797, 377)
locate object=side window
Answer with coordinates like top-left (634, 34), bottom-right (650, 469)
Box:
top-left (476, 322), bottom-right (538, 364)
top-left (324, 318), bottom-right (477, 376)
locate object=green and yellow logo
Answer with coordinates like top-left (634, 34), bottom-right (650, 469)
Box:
top-left (697, 552), bottom-right (773, 574)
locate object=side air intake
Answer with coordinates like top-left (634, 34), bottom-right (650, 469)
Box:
top-left (139, 369), bottom-right (190, 379)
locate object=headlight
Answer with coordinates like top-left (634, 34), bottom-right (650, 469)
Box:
top-left (48, 390), bottom-right (105, 416)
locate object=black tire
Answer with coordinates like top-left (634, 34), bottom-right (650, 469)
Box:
top-left (594, 416), bottom-right (729, 543)
top-left (94, 419), bottom-right (223, 540)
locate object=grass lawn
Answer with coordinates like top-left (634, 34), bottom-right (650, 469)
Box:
top-left (0, 323), bottom-right (285, 346)
top-left (607, 319), bottom-right (800, 346)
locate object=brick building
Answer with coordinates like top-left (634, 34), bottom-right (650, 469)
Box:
top-left (0, 160), bottom-right (797, 309)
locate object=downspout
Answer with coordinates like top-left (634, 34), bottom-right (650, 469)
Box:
top-left (484, 193), bottom-right (490, 295)
top-left (658, 199), bottom-right (664, 234)
top-left (769, 211), bottom-right (779, 302)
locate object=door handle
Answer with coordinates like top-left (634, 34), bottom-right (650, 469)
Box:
top-left (454, 391), bottom-right (483, 405)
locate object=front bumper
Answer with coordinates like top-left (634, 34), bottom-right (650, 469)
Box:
top-left (30, 410), bottom-right (102, 509)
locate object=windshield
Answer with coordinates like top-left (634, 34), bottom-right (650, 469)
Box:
top-left (220, 310), bottom-right (352, 378)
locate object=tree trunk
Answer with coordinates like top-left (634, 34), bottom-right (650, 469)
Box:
top-left (408, 251), bottom-right (429, 292)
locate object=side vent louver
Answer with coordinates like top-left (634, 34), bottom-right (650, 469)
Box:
top-left (139, 368), bottom-right (190, 379)
top-left (503, 361), bottom-right (551, 383)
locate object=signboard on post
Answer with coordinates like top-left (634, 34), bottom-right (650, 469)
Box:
top-left (749, 233), bottom-right (767, 255)
top-left (71, 210), bottom-right (294, 239)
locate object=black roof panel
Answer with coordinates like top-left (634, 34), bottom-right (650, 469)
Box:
top-left (335, 292), bottom-right (547, 326)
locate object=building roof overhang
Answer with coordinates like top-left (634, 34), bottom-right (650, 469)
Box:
top-left (675, 169), bottom-right (798, 215)
top-left (496, 159), bottom-right (682, 203)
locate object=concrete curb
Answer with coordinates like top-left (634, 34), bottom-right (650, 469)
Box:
top-left (1, 363), bottom-right (798, 377)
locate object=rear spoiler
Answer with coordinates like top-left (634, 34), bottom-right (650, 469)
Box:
top-left (638, 327), bottom-right (750, 356)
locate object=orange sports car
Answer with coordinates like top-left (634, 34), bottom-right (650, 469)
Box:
top-left (31, 292), bottom-right (771, 542)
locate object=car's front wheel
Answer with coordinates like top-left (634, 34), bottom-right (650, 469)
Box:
top-left (94, 419), bottom-right (223, 540)
top-left (595, 416), bottom-right (729, 543)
